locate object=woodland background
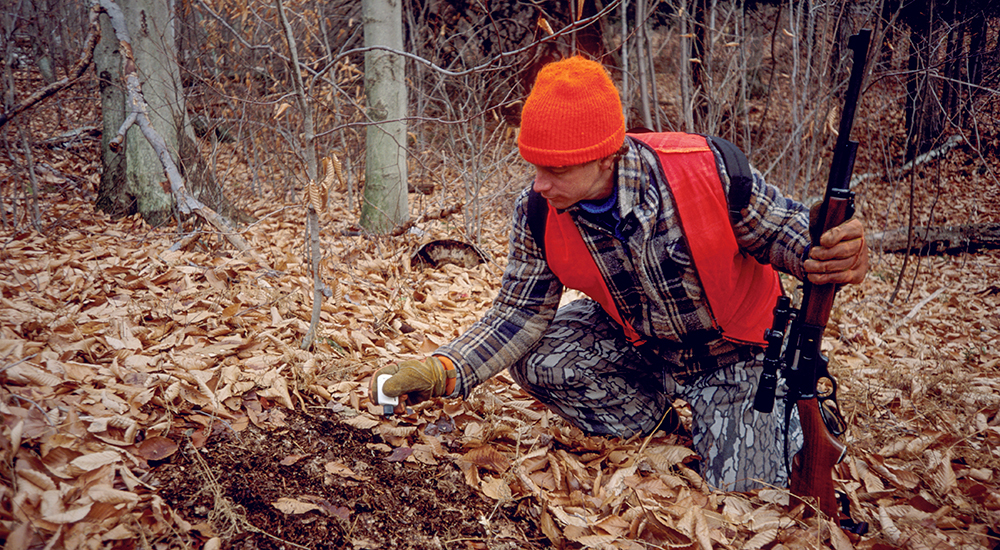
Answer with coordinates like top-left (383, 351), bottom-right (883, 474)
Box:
top-left (2, 0), bottom-right (1000, 548)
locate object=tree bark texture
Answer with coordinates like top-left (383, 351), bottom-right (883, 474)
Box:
top-left (361, 0), bottom-right (408, 234)
top-left (94, 11), bottom-right (130, 218)
top-left (119, 0), bottom-right (181, 225)
top-left (94, 0), bottom-right (260, 262)
top-left (95, 0), bottom-right (243, 226)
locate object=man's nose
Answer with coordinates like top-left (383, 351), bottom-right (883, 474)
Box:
top-left (532, 171), bottom-right (551, 193)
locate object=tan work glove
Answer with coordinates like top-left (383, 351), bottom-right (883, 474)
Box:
top-left (370, 356), bottom-right (455, 408)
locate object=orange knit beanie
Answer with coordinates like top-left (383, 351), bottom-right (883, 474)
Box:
top-left (518, 56), bottom-right (625, 166)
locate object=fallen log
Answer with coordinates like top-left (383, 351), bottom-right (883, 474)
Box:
top-left (869, 223), bottom-right (1000, 254)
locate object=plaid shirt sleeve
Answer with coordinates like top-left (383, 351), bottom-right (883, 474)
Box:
top-left (721, 158), bottom-right (812, 281)
top-left (433, 187), bottom-right (564, 397)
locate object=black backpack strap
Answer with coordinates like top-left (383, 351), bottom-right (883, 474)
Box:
top-left (526, 189), bottom-right (548, 259)
top-left (705, 135), bottom-right (753, 217)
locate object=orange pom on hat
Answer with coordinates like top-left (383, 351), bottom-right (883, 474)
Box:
top-left (518, 56), bottom-right (625, 167)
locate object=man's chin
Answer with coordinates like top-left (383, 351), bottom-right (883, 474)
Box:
top-left (545, 197), bottom-right (573, 210)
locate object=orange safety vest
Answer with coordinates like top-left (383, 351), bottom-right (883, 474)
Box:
top-left (542, 132), bottom-right (782, 346)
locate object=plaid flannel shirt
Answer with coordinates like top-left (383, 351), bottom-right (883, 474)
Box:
top-left (436, 136), bottom-right (812, 397)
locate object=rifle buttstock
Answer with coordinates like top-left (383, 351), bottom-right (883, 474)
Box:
top-left (789, 398), bottom-right (846, 518)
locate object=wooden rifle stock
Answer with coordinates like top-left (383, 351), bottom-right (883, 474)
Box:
top-left (788, 194), bottom-right (855, 518)
top-left (790, 398), bottom-right (846, 517)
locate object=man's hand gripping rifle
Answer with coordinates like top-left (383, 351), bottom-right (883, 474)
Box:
top-left (753, 28), bottom-right (871, 534)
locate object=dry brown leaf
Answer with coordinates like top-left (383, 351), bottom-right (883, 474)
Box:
top-left (136, 436), bottom-right (179, 461)
top-left (325, 460), bottom-right (369, 481)
top-left (280, 454), bottom-right (306, 466)
top-left (330, 154), bottom-right (345, 190)
top-left (6, 362), bottom-right (63, 387)
top-left (539, 505), bottom-right (563, 548)
top-left (16, 466), bottom-right (56, 491)
top-left (878, 505), bottom-right (903, 544)
top-left (4, 521), bottom-right (32, 550)
top-left (642, 509), bottom-right (695, 548)
top-left (550, 504), bottom-right (591, 528)
top-left (340, 413), bottom-right (379, 430)
top-left (721, 494), bottom-right (754, 524)
top-left (827, 517), bottom-right (855, 550)
top-left (43, 502), bottom-right (93, 524)
top-left (461, 445), bottom-right (511, 474)
top-left (407, 444), bottom-right (438, 465)
top-left (256, 374), bottom-right (294, 409)
top-left (377, 424), bottom-right (418, 438)
top-left (480, 476), bottom-right (512, 501)
top-left (68, 451), bottom-right (120, 475)
top-left (88, 485), bottom-right (141, 505)
top-left (600, 463), bottom-right (637, 500)
top-left (932, 457), bottom-right (958, 493)
top-left (642, 444), bottom-right (697, 472)
top-left (743, 528), bottom-right (777, 550)
top-left (747, 506), bottom-right (794, 532)
top-left (575, 533), bottom-right (619, 548)
top-left (903, 433), bottom-right (939, 458)
top-left (861, 467), bottom-right (886, 492)
top-left (272, 497), bottom-right (321, 515)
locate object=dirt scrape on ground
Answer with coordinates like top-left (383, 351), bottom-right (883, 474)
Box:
top-left (152, 410), bottom-right (546, 549)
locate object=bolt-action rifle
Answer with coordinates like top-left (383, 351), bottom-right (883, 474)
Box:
top-left (753, 28), bottom-right (871, 533)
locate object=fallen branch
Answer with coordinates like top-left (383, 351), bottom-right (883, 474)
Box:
top-left (869, 223), bottom-right (1000, 254)
top-left (850, 135), bottom-right (964, 189)
top-left (0, 7), bottom-right (101, 129)
top-left (898, 287), bottom-right (947, 327)
top-left (97, 0), bottom-right (264, 265)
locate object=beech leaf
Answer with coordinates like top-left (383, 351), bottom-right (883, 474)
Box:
top-left (136, 436), bottom-right (179, 461)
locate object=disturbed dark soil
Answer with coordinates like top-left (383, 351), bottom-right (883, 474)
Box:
top-left (152, 410), bottom-right (547, 550)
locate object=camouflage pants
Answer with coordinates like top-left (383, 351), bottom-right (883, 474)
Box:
top-left (508, 299), bottom-right (802, 492)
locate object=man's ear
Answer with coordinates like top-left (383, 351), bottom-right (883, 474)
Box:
top-left (599, 154), bottom-right (616, 171)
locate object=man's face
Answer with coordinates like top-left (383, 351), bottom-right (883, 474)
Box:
top-left (531, 156), bottom-right (614, 210)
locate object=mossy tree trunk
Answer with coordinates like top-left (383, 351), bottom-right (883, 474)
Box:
top-left (95, 0), bottom-right (245, 227)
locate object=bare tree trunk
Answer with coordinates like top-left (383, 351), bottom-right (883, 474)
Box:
top-left (967, 12), bottom-right (986, 90)
top-left (940, 1), bottom-right (962, 127)
top-left (361, 0), bottom-right (408, 234)
top-left (95, 0), bottom-right (244, 227)
top-left (870, 223), bottom-right (1000, 254)
top-left (95, 0), bottom-right (176, 225)
top-left (2, 7), bottom-right (19, 228)
top-left (94, 10), bottom-right (130, 218)
top-left (690, 0), bottom-right (710, 130)
top-left (28, 0), bottom-right (56, 84)
top-left (94, 0), bottom-right (259, 260)
top-left (645, 15), bottom-right (662, 132)
top-left (636, 0), bottom-right (654, 130)
top-left (620, 0), bottom-right (630, 125)
top-left (1, 5), bottom-right (45, 230)
top-left (679, 0), bottom-right (695, 132)
top-left (903, 0), bottom-right (944, 162)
